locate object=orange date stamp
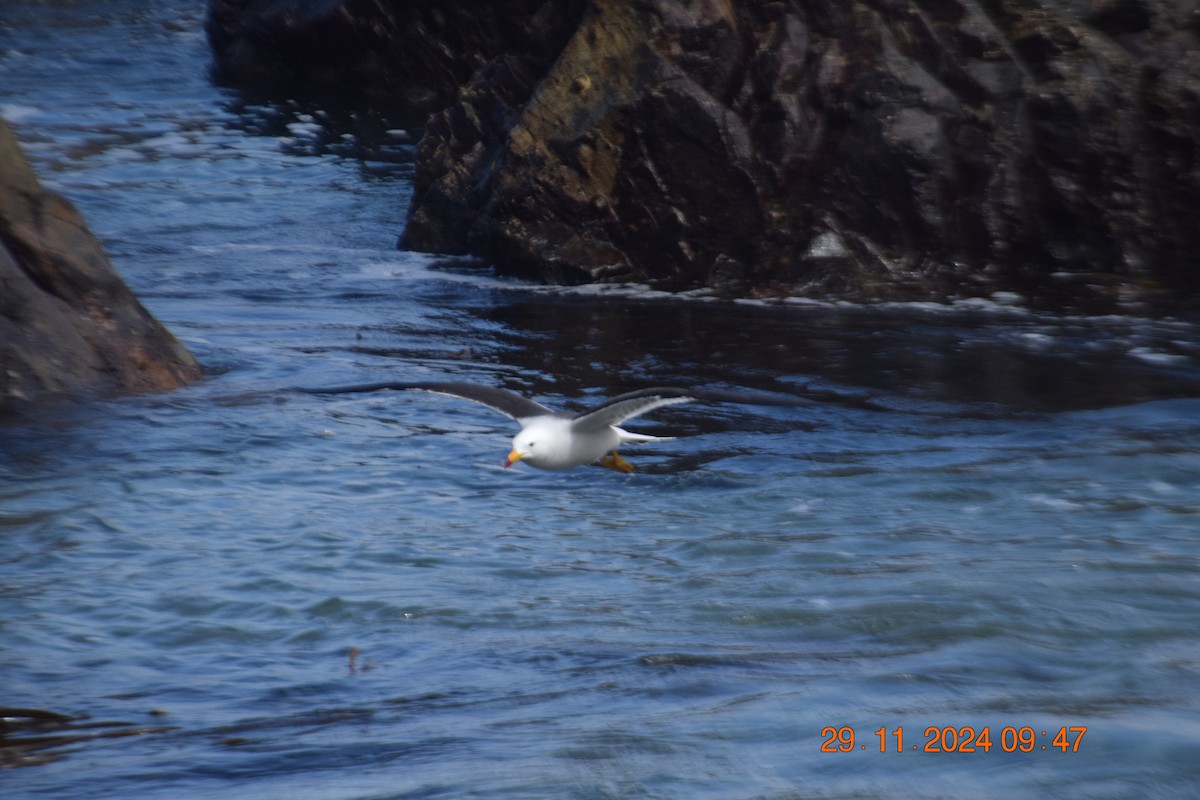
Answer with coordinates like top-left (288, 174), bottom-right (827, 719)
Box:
top-left (820, 725), bottom-right (1087, 753)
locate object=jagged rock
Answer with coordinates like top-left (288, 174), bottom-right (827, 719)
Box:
top-left (208, 0), bottom-right (1200, 306)
top-left (0, 119), bottom-right (202, 416)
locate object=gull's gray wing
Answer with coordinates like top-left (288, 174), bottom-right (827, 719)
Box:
top-left (297, 381), bottom-right (556, 421)
top-left (571, 386), bottom-right (806, 433)
top-left (571, 389), bottom-right (694, 433)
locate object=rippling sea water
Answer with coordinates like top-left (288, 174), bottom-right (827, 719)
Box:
top-left (3, 2), bottom-right (1199, 798)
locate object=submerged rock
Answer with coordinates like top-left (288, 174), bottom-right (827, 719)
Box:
top-left (0, 119), bottom-right (202, 416)
top-left (208, 0), bottom-right (1200, 306)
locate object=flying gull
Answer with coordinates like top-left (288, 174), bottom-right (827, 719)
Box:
top-left (298, 381), bottom-right (802, 472)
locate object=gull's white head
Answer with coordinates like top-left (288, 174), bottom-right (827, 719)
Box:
top-left (504, 417), bottom-right (579, 470)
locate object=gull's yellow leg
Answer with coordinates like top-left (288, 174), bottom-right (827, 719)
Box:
top-left (597, 450), bottom-right (635, 473)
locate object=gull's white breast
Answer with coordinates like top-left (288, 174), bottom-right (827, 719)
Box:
top-left (515, 416), bottom-right (620, 470)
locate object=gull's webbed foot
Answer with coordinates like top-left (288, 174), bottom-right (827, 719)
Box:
top-left (597, 451), bottom-right (635, 473)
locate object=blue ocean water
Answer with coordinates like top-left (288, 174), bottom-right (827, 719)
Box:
top-left (2, 2), bottom-right (1199, 798)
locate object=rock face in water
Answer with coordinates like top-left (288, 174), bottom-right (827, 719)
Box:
top-left (0, 119), bottom-right (202, 415)
top-left (208, 0), bottom-right (1200, 305)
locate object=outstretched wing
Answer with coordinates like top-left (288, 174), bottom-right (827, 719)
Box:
top-left (571, 386), bottom-right (806, 433)
top-left (569, 388), bottom-right (695, 433)
top-left (297, 381), bottom-right (555, 422)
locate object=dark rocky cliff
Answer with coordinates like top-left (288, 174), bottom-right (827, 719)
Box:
top-left (0, 120), bottom-right (202, 415)
top-left (208, 0), bottom-right (1200, 307)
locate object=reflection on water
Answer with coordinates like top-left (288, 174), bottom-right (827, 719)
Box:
top-left (2, 2), bottom-right (1200, 799)
top-left (480, 296), bottom-right (1200, 412)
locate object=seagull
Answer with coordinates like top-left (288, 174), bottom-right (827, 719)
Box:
top-left (297, 381), bottom-right (802, 472)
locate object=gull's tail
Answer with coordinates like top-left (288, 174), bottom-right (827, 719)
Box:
top-left (615, 428), bottom-right (676, 446)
